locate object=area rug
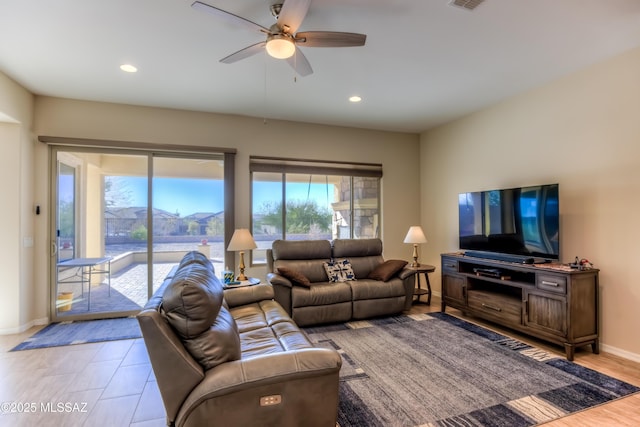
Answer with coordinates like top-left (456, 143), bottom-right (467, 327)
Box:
top-left (306, 313), bottom-right (640, 427)
top-left (11, 317), bottom-right (142, 351)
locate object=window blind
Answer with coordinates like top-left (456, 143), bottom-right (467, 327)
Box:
top-left (249, 156), bottom-right (382, 178)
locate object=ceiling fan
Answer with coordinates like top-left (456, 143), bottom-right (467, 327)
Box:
top-left (191, 0), bottom-right (367, 76)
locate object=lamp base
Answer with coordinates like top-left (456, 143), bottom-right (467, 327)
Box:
top-left (236, 251), bottom-right (248, 282)
top-left (410, 244), bottom-right (420, 268)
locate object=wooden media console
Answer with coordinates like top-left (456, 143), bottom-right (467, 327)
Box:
top-left (441, 253), bottom-right (599, 360)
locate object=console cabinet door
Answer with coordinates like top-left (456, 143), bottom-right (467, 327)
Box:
top-left (443, 274), bottom-right (466, 308)
top-left (524, 291), bottom-right (567, 337)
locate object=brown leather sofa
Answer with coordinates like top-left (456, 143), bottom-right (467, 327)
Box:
top-left (266, 238), bottom-right (417, 327)
top-left (137, 251), bottom-right (342, 427)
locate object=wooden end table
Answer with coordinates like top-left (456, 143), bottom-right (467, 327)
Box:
top-left (406, 264), bottom-right (435, 305)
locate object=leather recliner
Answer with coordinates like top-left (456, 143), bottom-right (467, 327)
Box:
top-left (137, 251), bottom-right (342, 427)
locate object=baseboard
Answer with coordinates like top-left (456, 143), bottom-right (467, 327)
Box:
top-left (600, 343), bottom-right (640, 363)
top-left (0, 317), bottom-right (49, 335)
top-left (34, 317), bottom-right (49, 326)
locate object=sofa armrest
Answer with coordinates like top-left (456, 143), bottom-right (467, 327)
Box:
top-left (266, 273), bottom-right (294, 316)
top-left (176, 348), bottom-right (342, 427)
top-left (224, 283), bottom-right (274, 308)
top-left (398, 267), bottom-right (418, 280)
top-left (266, 272), bottom-right (293, 288)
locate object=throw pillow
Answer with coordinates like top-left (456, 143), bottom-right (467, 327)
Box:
top-left (277, 267), bottom-right (312, 287)
top-left (323, 259), bottom-right (356, 282)
top-left (368, 259), bottom-right (408, 282)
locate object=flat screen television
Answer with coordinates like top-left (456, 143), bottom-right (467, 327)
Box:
top-left (458, 184), bottom-right (559, 262)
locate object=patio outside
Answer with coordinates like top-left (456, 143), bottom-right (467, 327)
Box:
top-left (56, 241), bottom-right (227, 316)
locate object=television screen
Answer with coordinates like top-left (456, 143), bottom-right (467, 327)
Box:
top-left (459, 184), bottom-right (559, 260)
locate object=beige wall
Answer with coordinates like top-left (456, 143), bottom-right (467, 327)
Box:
top-left (420, 46), bottom-right (640, 360)
top-left (0, 72), bottom-right (37, 333)
top-left (26, 96), bottom-right (420, 321)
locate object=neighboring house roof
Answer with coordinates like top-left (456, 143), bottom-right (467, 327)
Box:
top-left (106, 207), bottom-right (224, 220)
top-left (183, 211), bottom-right (224, 222)
top-left (105, 207), bottom-right (179, 219)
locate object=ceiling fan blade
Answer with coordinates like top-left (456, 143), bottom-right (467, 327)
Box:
top-left (191, 1), bottom-right (269, 34)
top-left (277, 0), bottom-right (311, 34)
top-left (220, 42), bottom-right (266, 64)
top-left (295, 31), bottom-right (366, 47)
top-left (285, 47), bottom-right (313, 76)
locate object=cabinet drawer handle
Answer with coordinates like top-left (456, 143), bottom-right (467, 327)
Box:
top-left (445, 264), bottom-right (456, 269)
top-left (541, 280), bottom-right (560, 287)
top-left (481, 303), bottom-right (502, 312)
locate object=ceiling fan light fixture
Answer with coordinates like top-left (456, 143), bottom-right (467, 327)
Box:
top-left (119, 64), bottom-right (138, 73)
top-left (266, 34), bottom-right (296, 59)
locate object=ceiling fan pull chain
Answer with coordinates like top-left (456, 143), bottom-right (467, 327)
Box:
top-left (263, 51), bottom-right (268, 125)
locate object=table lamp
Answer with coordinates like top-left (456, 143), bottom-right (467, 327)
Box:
top-left (227, 229), bottom-right (257, 281)
top-left (404, 226), bottom-right (428, 267)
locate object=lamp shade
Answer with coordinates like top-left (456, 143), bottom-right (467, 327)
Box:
top-left (265, 34), bottom-right (295, 59)
top-left (403, 226), bottom-right (427, 244)
top-left (227, 229), bottom-right (258, 251)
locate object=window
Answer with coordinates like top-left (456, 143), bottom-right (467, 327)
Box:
top-left (250, 156), bottom-right (382, 264)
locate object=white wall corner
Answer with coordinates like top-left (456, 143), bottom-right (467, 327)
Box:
top-left (0, 316), bottom-right (49, 336)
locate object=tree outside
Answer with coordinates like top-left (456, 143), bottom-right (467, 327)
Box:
top-left (255, 200), bottom-right (331, 235)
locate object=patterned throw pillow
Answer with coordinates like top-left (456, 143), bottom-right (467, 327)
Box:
top-left (323, 259), bottom-right (356, 282)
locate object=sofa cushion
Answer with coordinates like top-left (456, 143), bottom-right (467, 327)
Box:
top-left (277, 267), bottom-right (312, 287)
top-left (183, 306), bottom-right (241, 370)
top-left (272, 239), bottom-right (332, 260)
top-left (230, 300), bottom-right (314, 358)
top-left (292, 282), bottom-right (352, 308)
top-left (323, 259), bottom-right (356, 282)
top-left (348, 255), bottom-right (386, 279)
top-left (368, 259), bottom-right (408, 281)
top-left (162, 263), bottom-right (224, 339)
top-left (231, 299), bottom-right (292, 334)
top-left (350, 278), bottom-right (406, 301)
top-left (332, 238), bottom-right (383, 258)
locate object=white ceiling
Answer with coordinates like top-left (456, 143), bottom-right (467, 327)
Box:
top-left (1, 0), bottom-right (640, 133)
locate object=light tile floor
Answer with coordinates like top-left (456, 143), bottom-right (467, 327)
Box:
top-left (0, 333), bottom-right (165, 426)
top-left (2, 297), bottom-right (640, 426)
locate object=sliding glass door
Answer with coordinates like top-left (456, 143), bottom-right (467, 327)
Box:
top-left (150, 156), bottom-right (225, 290)
top-left (51, 147), bottom-right (225, 321)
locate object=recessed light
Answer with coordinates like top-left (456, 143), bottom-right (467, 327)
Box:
top-left (349, 95), bottom-right (362, 103)
top-left (120, 64), bottom-right (138, 73)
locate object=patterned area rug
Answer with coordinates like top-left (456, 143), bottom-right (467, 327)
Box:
top-left (11, 317), bottom-right (141, 351)
top-left (306, 313), bottom-right (640, 427)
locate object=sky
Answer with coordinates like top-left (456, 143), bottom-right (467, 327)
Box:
top-left (109, 177), bottom-right (224, 216)
top-left (106, 176), bottom-right (332, 216)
